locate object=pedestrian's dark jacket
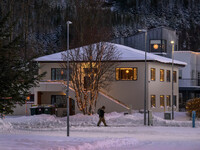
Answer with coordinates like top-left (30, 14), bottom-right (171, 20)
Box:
top-left (99, 109), bottom-right (105, 118)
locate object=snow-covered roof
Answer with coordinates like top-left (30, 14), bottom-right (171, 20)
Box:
top-left (35, 43), bottom-right (186, 66)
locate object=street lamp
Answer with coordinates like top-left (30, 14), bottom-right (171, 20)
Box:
top-left (66, 21), bottom-right (72, 136)
top-left (171, 40), bottom-right (175, 120)
top-left (138, 29), bottom-right (148, 125)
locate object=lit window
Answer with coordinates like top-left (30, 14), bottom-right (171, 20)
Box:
top-left (160, 69), bottom-right (164, 82)
top-left (166, 70), bottom-right (171, 82)
top-left (151, 68), bottom-right (156, 81)
top-left (150, 40), bottom-right (167, 52)
top-left (151, 95), bottom-right (156, 108)
top-left (173, 71), bottom-right (177, 82)
top-left (116, 68), bottom-right (137, 81)
top-left (160, 95), bottom-right (164, 107)
top-left (166, 95), bottom-right (171, 107)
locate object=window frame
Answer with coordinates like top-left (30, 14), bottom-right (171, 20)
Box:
top-left (160, 69), bottom-right (165, 82)
top-left (150, 39), bottom-right (167, 53)
top-left (51, 95), bottom-right (67, 108)
top-left (151, 68), bottom-right (156, 81)
top-left (166, 95), bottom-right (171, 107)
top-left (151, 95), bottom-right (156, 108)
top-left (173, 71), bottom-right (177, 83)
top-left (166, 70), bottom-right (171, 82)
top-left (115, 67), bottom-right (138, 81)
top-left (51, 68), bottom-right (72, 81)
top-left (160, 95), bottom-right (165, 108)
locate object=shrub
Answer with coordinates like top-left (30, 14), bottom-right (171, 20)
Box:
top-left (186, 98), bottom-right (200, 118)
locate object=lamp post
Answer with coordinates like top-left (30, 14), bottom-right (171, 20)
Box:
top-left (138, 29), bottom-right (148, 125)
top-left (171, 41), bottom-right (175, 120)
top-left (66, 21), bottom-right (72, 136)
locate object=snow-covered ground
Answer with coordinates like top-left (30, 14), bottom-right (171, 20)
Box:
top-left (0, 112), bottom-right (200, 150)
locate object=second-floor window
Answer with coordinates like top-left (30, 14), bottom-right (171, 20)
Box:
top-left (166, 70), bottom-right (171, 82)
top-left (151, 68), bottom-right (156, 81)
top-left (160, 69), bottom-right (164, 82)
top-left (51, 68), bottom-right (72, 80)
top-left (173, 71), bottom-right (177, 83)
top-left (150, 40), bottom-right (167, 53)
top-left (116, 68), bottom-right (137, 81)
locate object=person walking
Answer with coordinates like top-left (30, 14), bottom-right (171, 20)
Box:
top-left (97, 106), bottom-right (107, 126)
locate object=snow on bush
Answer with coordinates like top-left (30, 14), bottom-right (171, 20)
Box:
top-left (0, 119), bottom-right (13, 130)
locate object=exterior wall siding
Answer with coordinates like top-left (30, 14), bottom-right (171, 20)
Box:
top-left (36, 61), bottom-right (179, 113)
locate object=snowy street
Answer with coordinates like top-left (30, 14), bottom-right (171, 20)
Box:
top-left (0, 112), bottom-right (200, 150)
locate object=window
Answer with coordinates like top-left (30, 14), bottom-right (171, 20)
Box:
top-left (151, 68), bottom-right (156, 81)
top-left (172, 95), bottom-right (177, 106)
top-left (116, 68), bottom-right (137, 81)
top-left (51, 68), bottom-right (72, 80)
top-left (198, 72), bottom-right (200, 86)
top-left (151, 95), bottom-right (156, 108)
top-left (173, 71), bottom-right (177, 82)
top-left (150, 40), bottom-right (167, 53)
top-left (179, 70), bottom-right (182, 79)
top-left (166, 95), bottom-right (171, 107)
top-left (30, 94), bottom-right (34, 102)
top-left (160, 95), bottom-right (164, 107)
top-left (160, 69), bottom-right (164, 82)
top-left (191, 70), bottom-right (195, 79)
top-left (166, 70), bottom-right (171, 82)
top-left (51, 95), bottom-right (66, 108)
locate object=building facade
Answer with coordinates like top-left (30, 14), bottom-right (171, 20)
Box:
top-left (112, 26), bottom-right (178, 58)
top-left (32, 43), bottom-right (185, 116)
top-left (174, 51), bottom-right (200, 110)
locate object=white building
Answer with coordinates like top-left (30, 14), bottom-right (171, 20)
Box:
top-left (30, 43), bottom-right (186, 116)
top-left (174, 51), bottom-right (200, 109)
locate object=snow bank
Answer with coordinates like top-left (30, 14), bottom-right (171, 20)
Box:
top-left (4, 112), bottom-right (200, 130)
top-left (76, 138), bottom-right (138, 150)
top-left (0, 119), bottom-right (13, 130)
top-left (5, 114), bottom-right (65, 130)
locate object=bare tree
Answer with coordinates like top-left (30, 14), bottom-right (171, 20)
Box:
top-left (62, 42), bottom-right (120, 115)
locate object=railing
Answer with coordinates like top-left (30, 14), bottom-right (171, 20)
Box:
top-left (179, 78), bottom-right (200, 87)
top-left (39, 80), bottom-right (130, 110)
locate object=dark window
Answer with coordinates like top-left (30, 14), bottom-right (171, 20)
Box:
top-left (166, 95), bottom-right (171, 107)
top-left (173, 95), bottom-right (177, 106)
top-left (51, 68), bottom-right (72, 80)
top-left (166, 70), bottom-right (171, 82)
top-left (150, 40), bottom-right (167, 53)
top-left (30, 94), bottom-right (34, 102)
top-left (151, 68), bottom-right (156, 81)
top-left (51, 95), bottom-right (66, 108)
top-left (116, 68), bottom-right (137, 81)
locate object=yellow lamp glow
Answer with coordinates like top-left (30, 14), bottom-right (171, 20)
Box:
top-left (26, 96), bottom-right (30, 101)
top-left (153, 44), bottom-right (159, 49)
top-left (126, 70), bottom-right (129, 74)
top-left (61, 70), bottom-right (64, 75)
